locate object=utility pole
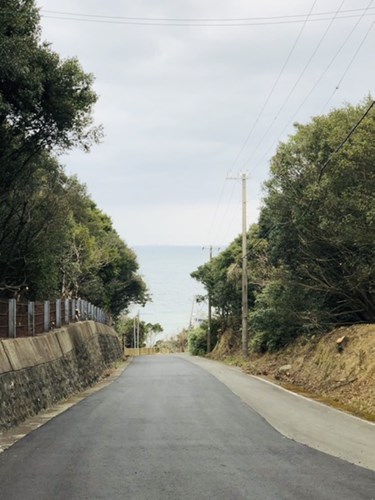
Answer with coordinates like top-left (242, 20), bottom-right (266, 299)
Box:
top-left (203, 246), bottom-right (213, 353)
top-left (137, 311), bottom-right (140, 351)
top-left (133, 316), bottom-right (136, 348)
top-left (227, 173), bottom-right (249, 358)
top-left (241, 173), bottom-right (248, 358)
top-left (189, 295), bottom-right (196, 329)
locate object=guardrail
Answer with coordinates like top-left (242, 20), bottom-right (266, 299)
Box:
top-left (0, 298), bottom-right (109, 339)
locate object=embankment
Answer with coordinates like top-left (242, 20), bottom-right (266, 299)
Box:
top-left (0, 321), bottom-right (123, 431)
top-left (211, 324), bottom-right (375, 421)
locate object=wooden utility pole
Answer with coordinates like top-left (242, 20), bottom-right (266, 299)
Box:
top-left (241, 173), bottom-right (248, 357)
top-left (207, 246), bottom-right (213, 353)
top-left (137, 312), bottom-right (140, 351)
top-left (202, 245), bottom-right (219, 353)
top-left (227, 173), bottom-right (249, 357)
top-left (133, 316), bottom-right (136, 348)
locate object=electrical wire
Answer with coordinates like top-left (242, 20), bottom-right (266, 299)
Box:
top-left (318, 100), bottom-right (375, 180)
top-left (227, 100), bottom-right (375, 271)
top-left (38, 7), bottom-right (375, 23)
top-left (229, 0), bottom-right (318, 171)
top-left (39, 12), bottom-right (375, 28)
top-left (210, 1), bottom-right (317, 248)
top-left (320, 22), bottom-right (375, 114)
top-left (211, 179), bottom-right (240, 246)
top-left (242, 0), bottom-right (348, 170)
top-left (252, 10), bottom-right (374, 175)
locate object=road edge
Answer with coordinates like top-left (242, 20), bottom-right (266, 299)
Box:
top-left (0, 357), bottom-right (133, 454)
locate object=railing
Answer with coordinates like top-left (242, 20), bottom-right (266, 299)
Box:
top-left (0, 298), bottom-right (108, 339)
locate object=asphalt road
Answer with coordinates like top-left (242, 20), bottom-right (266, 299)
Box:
top-left (0, 355), bottom-right (374, 500)
top-left (184, 354), bottom-right (375, 471)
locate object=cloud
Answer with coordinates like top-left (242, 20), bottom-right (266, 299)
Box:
top-left (39, 0), bottom-right (375, 245)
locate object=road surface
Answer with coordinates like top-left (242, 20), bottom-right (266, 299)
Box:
top-left (0, 355), bottom-right (374, 499)
top-left (184, 354), bottom-right (375, 471)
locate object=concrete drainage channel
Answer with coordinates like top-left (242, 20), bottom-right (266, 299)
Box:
top-left (0, 359), bottom-right (132, 454)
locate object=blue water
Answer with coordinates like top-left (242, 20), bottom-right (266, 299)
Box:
top-left (131, 246), bottom-right (208, 339)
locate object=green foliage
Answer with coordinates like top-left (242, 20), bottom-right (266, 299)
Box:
top-left (192, 236), bottom-right (244, 329)
top-left (249, 278), bottom-right (322, 352)
top-left (192, 97), bottom-right (375, 353)
top-left (115, 315), bottom-right (163, 348)
top-left (188, 327), bottom-right (207, 356)
top-left (261, 97), bottom-right (375, 322)
top-left (0, 0), bottom-right (148, 317)
top-left (0, 0), bottom-right (101, 166)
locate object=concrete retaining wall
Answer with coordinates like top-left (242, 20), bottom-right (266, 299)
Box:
top-left (0, 321), bottom-right (123, 431)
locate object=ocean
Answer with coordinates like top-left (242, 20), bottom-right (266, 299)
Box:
top-left (131, 246), bottom-right (208, 340)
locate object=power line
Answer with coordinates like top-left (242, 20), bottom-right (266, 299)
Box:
top-left (320, 21), bottom-right (375, 114)
top-left (251, 10), bottom-right (374, 175)
top-left (37, 7), bottom-right (375, 23)
top-left (210, 1), bottom-right (317, 246)
top-left (211, 177), bottom-right (240, 246)
top-left (229, 100), bottom-right (375, 272)
top-left (229, 0), bottom-right (318, 171)
top-left (242, 0), bottom-right (347, 170)
top-left (39, 12), bottom-right (375, 28)
top-left (318, 100), bottom-right (375, 180)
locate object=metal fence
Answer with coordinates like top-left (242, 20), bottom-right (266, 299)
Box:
top-left (0, 298), bottom-right (108, 339)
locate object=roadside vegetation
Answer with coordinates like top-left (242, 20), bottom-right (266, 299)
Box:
top-left (115, 315), bottom-right (163, 348)
top-left (0, 0), bottom-right (147, 315)
top-left (192, 97), bottom-right (375, 354)
top-left (190, 97), bottom-right (375, 420)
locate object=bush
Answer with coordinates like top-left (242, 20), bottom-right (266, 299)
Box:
top-left (188, 327), bottom-right (207, 356)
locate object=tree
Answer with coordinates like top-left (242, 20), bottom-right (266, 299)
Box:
top-left (0, 0), bottom-right (102, 297)
top-left (260, 97), bottom-right (375, 326)
top-left (115, 315), bottom-right (163, 348)
top-left (191, 229), bottom-right (262, 349)
top-left (192, 97), bottom-right (375, 353)
top-left (0, 1), bottom-right (101, 168)
top-left (0, 154), bottom-right (72, 298)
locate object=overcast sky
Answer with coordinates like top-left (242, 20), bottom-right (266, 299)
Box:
top-left (38, 0), bottom-right (375, 247)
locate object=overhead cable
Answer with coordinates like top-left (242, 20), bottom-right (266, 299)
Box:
top-left (252, 8), bottom-right (374, 174)
top-left (40, 11), bottom-right (375, 28)
top-left (318, 100), bottom-right (375, 180)
top-left (242, 0), bottom-right (347, 169)
top-left (229, 0), bottom-right (318, 170)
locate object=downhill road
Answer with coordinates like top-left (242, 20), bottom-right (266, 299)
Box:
top-left (0, 355), bottom-right (374, 499)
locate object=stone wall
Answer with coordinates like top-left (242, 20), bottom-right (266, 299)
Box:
top-left (0, 321), bottom-right (123, 431)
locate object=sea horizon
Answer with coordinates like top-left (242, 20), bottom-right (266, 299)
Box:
top-left (129, 245), bottom-right (211, 342)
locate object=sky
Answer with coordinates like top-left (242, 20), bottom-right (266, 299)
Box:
top-left (38, 0), bottom-right (375, 247)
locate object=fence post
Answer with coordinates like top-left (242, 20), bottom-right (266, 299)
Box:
top-left (28, 301), bottom-right (35, 336)
top-left (82, 300), bottom-right (87, 320)
top-left (8, 299), bottom-right (16, 338)
top-left (44, 300), bottom-right (50, 332)
top-left (65, 299), bottom-right (69, 324)
top-left (56, 299), bottom-right (61, 328)
top-left (77, 298), bottom-right (82, 319)
top-left (71, 299), bottom-right (76, 322)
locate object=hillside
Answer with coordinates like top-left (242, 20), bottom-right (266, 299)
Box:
top-left (210, 325), bottom-right (375, 422)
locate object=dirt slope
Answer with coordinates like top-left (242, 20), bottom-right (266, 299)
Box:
top-left (210, 324), bottom-right (375, 421)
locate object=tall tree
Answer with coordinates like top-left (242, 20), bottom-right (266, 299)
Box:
top-left (0, 0), bottom-right (101, 296)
